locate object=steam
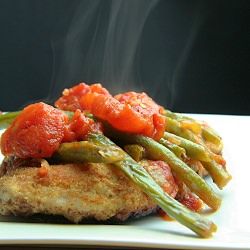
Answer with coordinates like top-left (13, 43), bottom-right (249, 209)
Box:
top-left (49, 0), bottom-right (158, 101)
top-left (48, 0), bottom-right (208, 110)
top-left (101, 0), bottom-right (158, 93)
top-left (167, 2), bottom-right (208, 109)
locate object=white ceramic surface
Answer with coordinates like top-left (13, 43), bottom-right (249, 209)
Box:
top-left (0, 114), bottom-right (249, 249)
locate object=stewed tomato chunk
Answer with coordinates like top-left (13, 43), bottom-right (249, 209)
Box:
top-left (1, 102), bottom-right (103, 158)
top-left (55, 83), bottom-right (166, 141)
top-left (1, 102), bottom-right (68, 158)
top-left (114, 92), bottom-right (166, 141)
top-left (55, 82), bottom-right (111, 111)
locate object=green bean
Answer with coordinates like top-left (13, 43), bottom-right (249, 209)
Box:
top-left (158, 137), bottom-right (186, 159)
top-left (163, 132), bottom-right (210, 162)
top-left (201, 126), bottom-right (223, 153)
top-left (0, 111), bottom-right (21, 129)
top-left (114, 152), bottom-right (217, 238)
top-left (201, 124), bottom-right (221, 142)
top-left (164, 116), bottom-right (231, 189)
top-left (124, 144), bottom-right (145, 162)
top-left (105, 127), bottom-right (222, 210)
top-left (0, 110), bottom-right (89, 128)
top-left (130, 135), bottom-right (221, 210)
top-left (164, 110), bottom-right (223, 152)
top-left (52, 139), bottom-right (125, 163)
top-left (201, 160), bottom-right (232, 190)
top-left (165, 110), bottom-right (214, 126)
top-left (165, 116), bottom-right (198, 141)
top-left (164, 109), bottom-right (196, 122)
top-left (54, 133), bottom-right (217, 238)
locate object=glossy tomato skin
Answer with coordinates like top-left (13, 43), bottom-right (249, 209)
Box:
top-left (1, 102), bottom-right (68, 158)
top-left (109, 92), bottom-right (166, 140)
top-left (55, 83), bottom-right (166, 141)
top-left (63, 109), bottom-right (103, 142)
top-left (1, 103), bottom-right (104, 158)
top-left (55, 83), bottom-right (111, 111)
top-left (114, 92), bottom-right (166, 140)
top-left (80, 93), bottom-right (147, 132)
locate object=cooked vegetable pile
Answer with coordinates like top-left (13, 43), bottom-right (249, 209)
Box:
top-left (0, 83), bottom-right (232, 238)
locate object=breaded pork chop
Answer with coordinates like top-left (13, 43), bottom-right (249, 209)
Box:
top-left (0, 156), bottom-right (178, 223)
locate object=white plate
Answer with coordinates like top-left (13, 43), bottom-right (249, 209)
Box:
top-left (0, 114), bottom-right (250, 249)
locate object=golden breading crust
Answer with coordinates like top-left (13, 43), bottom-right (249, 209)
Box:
top-left (0, 160), bottom-right (160, 223)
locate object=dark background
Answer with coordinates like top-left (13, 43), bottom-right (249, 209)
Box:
top-left (0, 0), bottom-right (249, 114)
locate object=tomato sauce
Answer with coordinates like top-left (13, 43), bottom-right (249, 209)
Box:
top-left (179, 193), bottom-right (203, 212)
